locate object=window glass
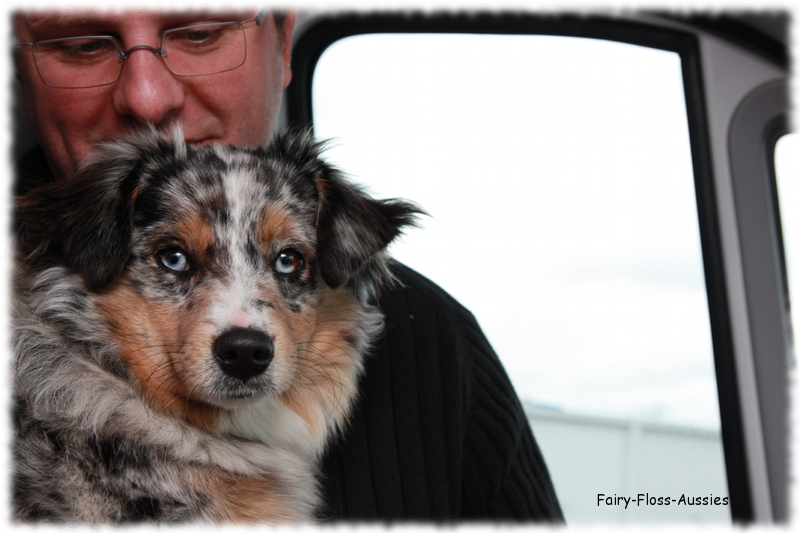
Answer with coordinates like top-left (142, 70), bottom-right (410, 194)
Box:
top-left (311, 33), bottom-right (729, 523)
top-left (775, 133), bottom-right (799, 338)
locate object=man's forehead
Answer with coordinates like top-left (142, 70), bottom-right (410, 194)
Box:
top-left (17, 10), bottom-right (255, 37)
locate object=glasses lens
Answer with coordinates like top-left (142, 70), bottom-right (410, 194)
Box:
top-left (162, 22), bottom-right (246, 77)
top-left (32, 37), bottom-right (121, 88)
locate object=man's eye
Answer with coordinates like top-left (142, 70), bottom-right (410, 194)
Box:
top-left (158, 248), bottom-right (191, 272)
top-left (183, 29), bottom-right (220, 43)
top-left (165, 24), bottom-right (231, 51)
top-left (52, 38), bottom-right (115, 58)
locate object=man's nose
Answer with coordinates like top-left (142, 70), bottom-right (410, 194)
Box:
top-left (111, 46), bottom-right (186, 127)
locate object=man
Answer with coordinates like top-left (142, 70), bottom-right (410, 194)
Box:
top-left (13, 8), bottom-right (564, 521)
top-left (14, 10), bottom-right (293, 188)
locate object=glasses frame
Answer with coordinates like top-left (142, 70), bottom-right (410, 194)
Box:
top-left (15, 10), bottom-right (268, 89)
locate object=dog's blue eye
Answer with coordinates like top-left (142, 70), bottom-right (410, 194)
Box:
top-left (275, 250), bottom-right (303, 275)
top-left (159, 249), bottom-right (190, 272)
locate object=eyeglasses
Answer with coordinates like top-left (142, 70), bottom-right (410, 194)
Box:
top-left (15, 11), bottom-right (267, 89)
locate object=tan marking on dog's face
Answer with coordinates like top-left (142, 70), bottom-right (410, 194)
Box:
top-left (258, 203), bottom-right (301, 247)
top-left (279, 287), bottom-right (363, 439)
top-left (175, 211), bottom-right (214, 258)
top-left (96, 277), bottom-right (221, 431)
top-left (262, 290), bottom-right (319, 395)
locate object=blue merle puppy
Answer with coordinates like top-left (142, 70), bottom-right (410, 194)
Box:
top-left (12, 128), bottom-right (421, 523)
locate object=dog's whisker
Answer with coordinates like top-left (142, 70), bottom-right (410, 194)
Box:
top-left (294, 339), bottom-right (358, 364)
top-left (291, 346), bottom-right (353, 416)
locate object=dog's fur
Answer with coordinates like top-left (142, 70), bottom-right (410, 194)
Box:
top-left (12, 128), bottom-right (420, 523)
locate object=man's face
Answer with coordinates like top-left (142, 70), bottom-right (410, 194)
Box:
top-left (14, 10), bottom-right (295, 180)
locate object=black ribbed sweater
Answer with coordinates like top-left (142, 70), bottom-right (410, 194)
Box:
top-left (319, 263), bottom-right (564, 521)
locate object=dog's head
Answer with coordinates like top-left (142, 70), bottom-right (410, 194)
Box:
top-left (16, 128), bottom-right (421, 426)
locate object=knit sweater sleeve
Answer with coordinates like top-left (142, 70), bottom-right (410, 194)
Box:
top-left (318, 263), bottom-right (563, 521)
top-left (457, 310), bottom-right (564, 520)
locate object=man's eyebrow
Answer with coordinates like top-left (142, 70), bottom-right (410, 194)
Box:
top-left (23, 14), bottom-right (120, 38)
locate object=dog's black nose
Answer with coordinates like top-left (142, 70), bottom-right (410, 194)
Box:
top-left (213, 328), bottom-right (274, 383)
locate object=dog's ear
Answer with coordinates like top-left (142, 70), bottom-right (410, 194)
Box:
top-left (16, 128), bottom-right (181, 291)
top-left (16, 159), bottom-right (143, 291)
top-left (268, 130), bottom-right (423, 289)
top-left (314, 173), bottom-right (422, 289)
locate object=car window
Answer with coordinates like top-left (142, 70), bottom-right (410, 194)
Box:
top-left (310, 33), bottom-right (730, 524)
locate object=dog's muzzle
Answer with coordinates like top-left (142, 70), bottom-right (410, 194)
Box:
top-left (213, 328), bottom-right (274, 383)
